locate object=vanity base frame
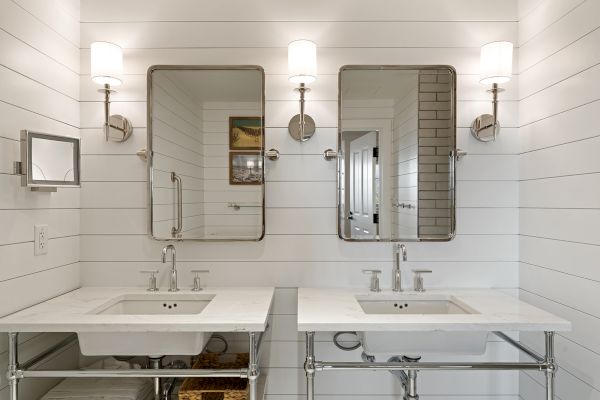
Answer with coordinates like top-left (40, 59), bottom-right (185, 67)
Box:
top-left (304, 330), bottom-right (557, 400)
top-left (6, 330), bottom-right (265, 400)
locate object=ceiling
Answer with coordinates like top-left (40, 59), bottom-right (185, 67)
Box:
top-left (341, 69), bottom-right (420, 100)
top-left (154, 69), bottom-right (262, 103)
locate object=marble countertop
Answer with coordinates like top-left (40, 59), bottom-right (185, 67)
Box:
top-left (0, 287), bottom-right (274, 333)
top-left (297, 288), bottom-right (571, 332)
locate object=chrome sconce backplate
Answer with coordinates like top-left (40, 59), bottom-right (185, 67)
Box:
top-left (470, 114), bottom-right (500, 142)
top-left (288, 114), bottom-right (316, 141)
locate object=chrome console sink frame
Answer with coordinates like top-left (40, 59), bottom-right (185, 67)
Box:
top-left (303, 330), bottom-right (558, 400)
top-left (7, 326), bottom-right (268, 400)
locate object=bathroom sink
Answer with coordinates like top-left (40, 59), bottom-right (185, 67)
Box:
top-left (356, 294), bottom-right (488, 356)
top-left (298, 288), bottom-right (571, 357)
top-left (79, 293), bottom-right (215, 356)
top-left (358, 299), bottom-right (472, 315)
top-left (94, 293), bottom-right (214, 315)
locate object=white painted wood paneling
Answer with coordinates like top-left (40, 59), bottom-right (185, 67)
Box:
top-left (0, 1), bottom-right (81, 398)
top-left (80, 21), bottom-right (517, 49)
top-left (75, 1), bottom-right (520, 398)
top-left (80, 48), bottom-right (487, 76)
top-left (80, 0), bottom-right (518, 22)
top-left (0, 0), bottom-right (79, 72)
top-left (519, 1), bottom-right (600, 399)
top-left (519, 0), bottom-right (600, 72)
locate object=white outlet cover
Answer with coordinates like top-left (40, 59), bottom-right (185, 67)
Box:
top-left (34, 224), bottom-right (48, 255)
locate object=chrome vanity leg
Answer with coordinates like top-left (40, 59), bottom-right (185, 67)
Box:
top-left (248, 332), bottom-right (259, 400)
top-left (8, 333), bottom-right (19, 400)
top-left (544, 331), bottom-right (556, 400)
top-left (148, 356), bottom-right (163, 400)
top-left (305, 332), bottom-right (315, 400)
top-left (406, 369), bottom-right (418, 400)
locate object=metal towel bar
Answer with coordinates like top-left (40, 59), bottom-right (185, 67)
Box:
top-left (171, 172), bottom-right (182, 236)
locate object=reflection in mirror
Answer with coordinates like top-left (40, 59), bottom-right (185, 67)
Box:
top-left (339, 66), bottom-right (456, 242)
top-left (31, 138), bottom-right (76, 182)
top-left (20, 131), bottom-right (80, 189)
top-left (148, 66), bottom-right (264, 241)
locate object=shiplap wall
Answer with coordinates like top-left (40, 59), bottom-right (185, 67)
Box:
top-left (151, 71), bottom-right (205, 238)
top-left (202, 102), bottom-right (263, 238)
top-left (392, 82), bottom-right (419, 239)
top-left (0, 0), bottom-right (81, 398)
top-left (518, 0), bottom-right (600, 399)
top-left (76, 1), bottom-right (521, 399)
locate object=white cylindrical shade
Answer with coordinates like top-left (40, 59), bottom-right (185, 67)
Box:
top-left (479, 41), bottom-right (513, 84)
top-left (91, 42), bottom-right (123, 86)
top-left (288, 39), bottom-right (317, 84)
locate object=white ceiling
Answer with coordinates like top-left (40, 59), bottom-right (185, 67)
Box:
top-left (154, 69), bottom-right (262, 103)
top-left (341, 69), bottom-right (419, 100)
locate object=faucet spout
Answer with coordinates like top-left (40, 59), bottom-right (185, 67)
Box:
top-left (162, 245), bottom-right (178, 292)
top-left (392, 244), bottom-right (407, 292)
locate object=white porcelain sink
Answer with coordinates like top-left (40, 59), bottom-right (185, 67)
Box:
top-left (78, 293), bottom-right (215, 356)
top-left (356, 295), bottom-right (489, 356)
top-left (358, 299), bottom-right (472, 315)
top-left (95, 294), bottom-right (213, 315)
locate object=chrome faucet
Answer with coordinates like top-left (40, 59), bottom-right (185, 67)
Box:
top-left (393, 244), bottom-right (407, 292)
top-left (162, 244), bottom-right (178, 292)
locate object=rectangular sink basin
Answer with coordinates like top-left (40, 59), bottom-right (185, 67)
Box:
top-left (79, 293), bottom-right (215, 357)
top-left (95, 294), bottom-right (214, 315)
top-left (358, 299), bottom-right (472, 315)
top-left (356, 295), bottom-right (488, 356)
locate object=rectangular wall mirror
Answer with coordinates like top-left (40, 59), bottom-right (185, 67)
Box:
top-left (147, 66), bottom-right (265, 241)
top-left (17, 130), bottom-right (80, 191)
top-left (338, 66), bottom-right (456, 242)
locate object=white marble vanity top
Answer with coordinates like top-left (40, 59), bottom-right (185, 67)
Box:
top-left (297, 288), bottom-right (571, 332)
top-left (0, 287), bottom-right (274, 333)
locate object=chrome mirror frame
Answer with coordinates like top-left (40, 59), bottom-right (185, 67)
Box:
top-left (147, 65), bottom-right (266, 242)
top-left (15, 130), bottom-right (80, 192)
top-left (337, 65), bottom-right (457, 242)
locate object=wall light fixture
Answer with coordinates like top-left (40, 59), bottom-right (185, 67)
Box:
top-left (471, 41), bottom-right (513, 142)
top-left (287, 39), bottom-right (317, 142)
top-left (90, 41), bottom-right (133, 142)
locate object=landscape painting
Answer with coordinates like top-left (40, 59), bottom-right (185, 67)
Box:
top-left (229, 116), bottom-right (263, 150)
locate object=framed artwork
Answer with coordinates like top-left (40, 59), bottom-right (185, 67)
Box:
top-left (229, 152), bottom-right (263, 185)
top-left (229, 116), bottom-right (263, 150)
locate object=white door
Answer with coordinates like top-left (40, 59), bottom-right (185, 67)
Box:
top-left (349, 131), bottom-right (379, 238)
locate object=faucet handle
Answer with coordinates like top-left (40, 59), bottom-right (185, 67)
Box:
top-left (191, 270), bottom-right (209, 291)
top-left (362, 269), bottom-right (382, 292)
top-left (411, 269), bottom-right (432, 292)
top-left (140, 270), bottom-right (159, 292)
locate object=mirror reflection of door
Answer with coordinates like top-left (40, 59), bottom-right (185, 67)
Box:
top-left (344, 131), bottom-right (379, 239)
top-left (338, 66), bottom-right (456, 241)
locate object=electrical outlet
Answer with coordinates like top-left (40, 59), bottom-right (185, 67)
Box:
top-left (34, 224), bottom-right (48, 255)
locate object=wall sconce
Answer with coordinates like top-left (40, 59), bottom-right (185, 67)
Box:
top-left (90, 41), bottom-right (133, 142)
top-left (471, 41), bottom-right (513, 142)
top-left (288, 39), bottom-right (317, 142)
